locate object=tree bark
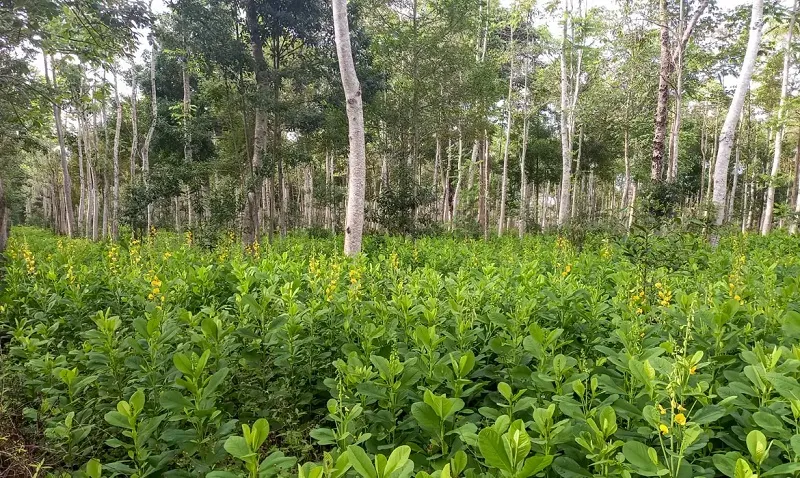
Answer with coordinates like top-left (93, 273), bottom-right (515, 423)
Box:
top-left (790, 131), bottom-right (800, 234)
top-left (762, 0), bottom-right (796, 235)
top-left (244, 0), bottom-right (268, 247)
top-left (112, 69), bottom-right (122, 240)
top-left (43, 53), bottom-right (76, 237)
top-left (558, 0), bottom-right (572, 226)
top-left (130, 68), bottom-right (138, 182)
top-left (651, 0), bottom-right (670, 182)
top-left (498, 24), bottom-right (514, 236)
top-left (142, 35), bottom-right (157, 233)
top-left (712, 0), bottom-right (764, 226)
top-left (0, 178), bottom-right (8, 254)
top-left (333, 0), bottom-right (367, 256)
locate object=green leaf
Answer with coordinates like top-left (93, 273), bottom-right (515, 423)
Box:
top-left (348, 445), bottom-right (377, 478)
top-left (478, 427), bottom-right (513, 473)
top-left (104, 411), bottom-right (131, 430)
top-left (753, 412), bottom-right (787, 436)
top-left (518, 455), bottom-right (554, 478)
top-left (129, 389), bottom-right (145, 415)
top-left (746, 430), bottom-right (768, 465)
top-left (384, 446), bottom-right (411, 477)
top-left (551, 456), bottom-right (592, 478)
top-left (224, 436), bottom-right (253, 460)
top-left (411, 402), bottom-right (440, 435)
top-left (204, 368), bottom-right (230, 397)
top-left (85, 459), bottom-right (102, 478)
top-left (762, 462), bottom-right (800, 477)
top-left (159, 390), bottom-right (193, 413)
top-left (692, 405), bottom-right (726, 425)
top-left (712, 452), bottom-right (742, 478)
top-left (250, 418), bottom-right (270, 450)
top-left (622, 441), bottom-right (667, 476)
top-left (498, 382), bottom-right (513, 402)
top-left (734, 458), bottom-right (755, 478)
top-left (173, 353), bottom-right (193, 376)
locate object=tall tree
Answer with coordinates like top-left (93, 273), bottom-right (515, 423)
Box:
top-left (762, 0), bottom-right (797, 235)
top-left (712, 0), bottom-right (764, 226)
top-left (333, 0), bottom-right (366, 256)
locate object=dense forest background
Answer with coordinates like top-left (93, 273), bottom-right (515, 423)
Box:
top-left (1, 0), bottom-right (799, 249)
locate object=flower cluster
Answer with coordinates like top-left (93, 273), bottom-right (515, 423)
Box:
top-left (629, 289), bottom-right (645, 315)
top-left (561, 263), bottom-right (572, 277)
top-left (107, 244), bottom-right (120, 273)
top-left (21, 243), bottom-right (36, 275)
top-left (147, 272), bottom-right (164, 303)
top-left (655, 282), bottom-right (672, 307)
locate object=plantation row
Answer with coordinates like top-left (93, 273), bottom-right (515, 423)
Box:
top-left (2, 227), bottom-right (800, 478)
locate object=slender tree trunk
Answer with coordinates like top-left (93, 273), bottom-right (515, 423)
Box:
top-left (519, 93), bottom-right (530, 237)
top-left (181, 52), bottom-right (194, 231)
top-left (43, 53), bottom-right (76, 237)
top-left (712, 0), bottom-right (764, 226)
top-left (452, 127), bottom-right (464, 227)
top-left (651, 0), bottom-right (670, 182)
top-left (143, 34), bottom-right (157, 233)
top-left (244, 0), bottom-right (268, 247)
top-left (130, 68), bottom-right (138, 181)
top-left (790, 131), bottom-right (800, 234)
top-left (558, 0), bottom-right (572, 226)
top-left (761, 0), bottom-right (796, 235)
top-left (77, 115), bottom-right (86, 234)
top-left (0, 178), bottom-right (8, 254)
top-left (112, 69), bottom-right (122, 240)
top-left (498, 25), bottom-right (514, 236)
top-left (442, 138), bottom-right (452, 222)
top-left (333, 0), bottom-right (366, 256)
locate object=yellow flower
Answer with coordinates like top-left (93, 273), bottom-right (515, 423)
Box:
top-left (658, 404), bottom-right (666, 415)
top-left (674, 413), bottom-right (686, 426)
top-left (659, 424), bottom-right (669, 435)
top-left (677, 403), bottom-right (686, 412)
top-left (734, 295), bottom-right (741, 301)
top-left (655, 282), bottom-right (663, 289)
top-left (689, 366), bottom-right (697, 375)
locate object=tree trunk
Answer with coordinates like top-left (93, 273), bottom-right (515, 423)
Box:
top-left (712, 0), bottom-right (764, 226)
top-left (558, 0), bottom-right (571, 226)
top-left (77, 114), bottom-right (86, 234)
top-left (333, 0), bottom-right (367, 256)
top-left (0, 178), bottom-right (8, 254)
top-left (498, 25), bottom-right (514, 236)
top-left (143, 35), bottom-right (157, 233)
top-left (130, 68), bottom-right (138, 182)
top-left (519, 89), bottom-right (530, 238)
top-left (651, 0), bottom-right (670, 182)
top-left (452, 127), bottom-right (464, 227)
top-left (244, 0), bottom-right (268, 247)
top-left (112, 69), bottom-right (122, 240)
top-left (790, 131), bottom-right (800, 234)
top-left (43, 53), bottom-right (76, 237)
top-left (181, 57), bottom-right (192, 232)
top-left (761, 0), bottom-right (796, 235)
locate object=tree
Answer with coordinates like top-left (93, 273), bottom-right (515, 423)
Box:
top-left (761, 0), bottom-right (797, 235)
top-left (333, 0), bottom-right (366, 256)
top-left (712, 0), bottom-right (764, 226)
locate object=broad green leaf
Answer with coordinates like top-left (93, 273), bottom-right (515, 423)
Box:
top-left (746, 430), bottom-right (768, 465)
top-left (224, 436), bottom-right (253, 460)
top-left (478, 427), bottom-right (513, 473)
top-left (518, 455), bottom-right (554, 478)
top-left (622, 441), bottom-right (667, 476)
top-left (384, 446), bottom-right (410, 477)
top-left (348, 445), bottom-right (377, 478)
top-left (104, 411), bottom-right (131, 430)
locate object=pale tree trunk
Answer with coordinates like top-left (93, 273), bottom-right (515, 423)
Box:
top-left (77, 114), bottom-right (86, 234)
top-left (92, 111), bottom-right (100, 240)
top-left (452, 127), bottom-right (464, 228)
top-left (101, 78), bottom-right (109, 240)
top-left (112, 69), bottom-right (122, 240)
top-left (741, 166), bottom-right (749, 233)
top-left (712, 0), bottom-right (764, 226)
top-left (761, 0), bottom-right (796, 235)
top-left (0, 178), bottom-right (8, 253)
top-left (519, 82), bottom-right (530, 237)
top-left (43, 53), bottom-right (76, 237)
top-left (467, 140), bottom-right (478, 191)
top-left (480, 133), bottom-right (490, 239)
top-left (244, 0), bottom-right (268, 246)
top-left (182, 54), bottom-right (193, 230)
top-left (325, 149), bottom-right (334, 232)
top-left (498, 24), bottom-right (514, 236)
top-left (442, 138), bottom-right (452, 222)
top-left (651, 0), bottom-right (670, 182)
top-left (333, 0), bottom-right (366, 256)
top-left (142, 34), bottom-right (157, 232)
top-left (667, 0), bottom-right (710, 182)
top-left (790, 131), bottom-right (800, 234)
top-left (130, 68), bottom-right (138, 181)
top-left (557, 0), bottom-right (572, 226)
